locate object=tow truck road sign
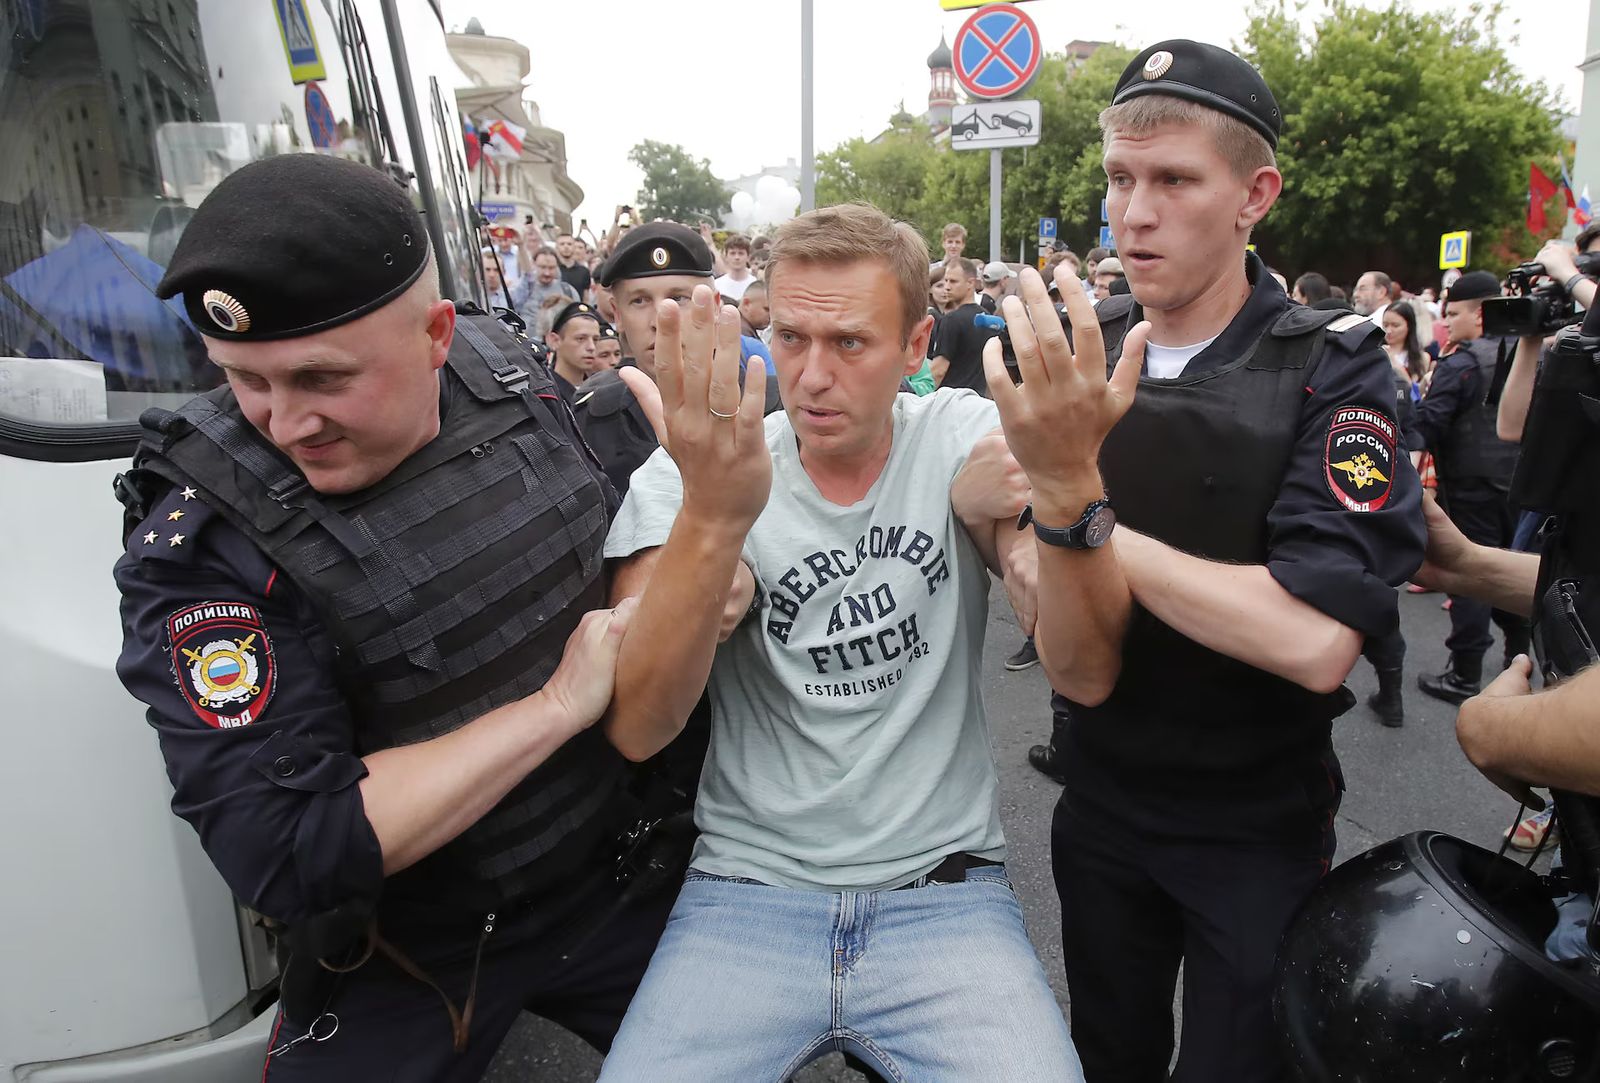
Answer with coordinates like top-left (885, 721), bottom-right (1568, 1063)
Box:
top-left (950, 99), bottom-right (1042, 150)
top-left (952, 3), bottom-right (1042, 100)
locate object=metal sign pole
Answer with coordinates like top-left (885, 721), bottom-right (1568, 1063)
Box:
top-left (801, 0), bottom-right (815, 212)
top-left (990, 148), bottom-right (1001, 263)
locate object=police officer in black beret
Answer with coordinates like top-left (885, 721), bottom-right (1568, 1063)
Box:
top-left (1412, 269), bottom-right (1530, 704)
top-left (545, 299), bottom-right (605, 402)
top-left (575, 221), bottom-right (781, 495)
top-left (111, 153), bottom-right (676, 1079)
top-left (985, 40), bottom-right (1425, 1082)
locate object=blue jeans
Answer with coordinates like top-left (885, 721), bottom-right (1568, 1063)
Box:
top-left (598, 865), bottom-right (1083, 1082)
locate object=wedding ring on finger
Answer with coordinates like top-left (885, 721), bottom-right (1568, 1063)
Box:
top-left (708, 406), bottom-right (738, 420)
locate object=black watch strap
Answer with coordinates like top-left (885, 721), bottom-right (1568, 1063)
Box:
top-left (1017, 496), bottom-right (1114, 549)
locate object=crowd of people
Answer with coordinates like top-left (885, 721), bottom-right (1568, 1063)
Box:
top-left (108, 33), bottom-right (1600, 1083)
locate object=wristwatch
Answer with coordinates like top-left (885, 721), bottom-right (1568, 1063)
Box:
top-left (1017, 497), bottom-right (1116, 549)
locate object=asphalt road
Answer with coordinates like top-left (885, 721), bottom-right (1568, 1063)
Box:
top-left (485, 585), bottom-right (1531, 1081)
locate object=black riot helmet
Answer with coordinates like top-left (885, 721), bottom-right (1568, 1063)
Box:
top-left (1275, 831), bottom-right (1600, 1082)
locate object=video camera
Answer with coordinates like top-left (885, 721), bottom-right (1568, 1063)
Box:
top-left (1481, 251), bottom-right (1600, 338)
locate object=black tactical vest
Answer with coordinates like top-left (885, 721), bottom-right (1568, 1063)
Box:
top-left (1436, 337), bottom-right (1521, 489)
top-left (130, 306), bottom-right (622, 910)
top-left (1064, 298), bottom-right (1366, 782)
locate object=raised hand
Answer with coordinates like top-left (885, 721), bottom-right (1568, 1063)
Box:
top-left (981, 264), bottom-right (1149, 510)
top-left (631, 284), bottom-right (771, 533)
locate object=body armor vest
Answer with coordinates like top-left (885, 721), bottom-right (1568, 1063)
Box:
top-left (1436, 337), bottom-right (1521, 488)
top-left (131, 306), bottom-right (621, 910)
top-left (1064, 299), bottom-right (1361, 782)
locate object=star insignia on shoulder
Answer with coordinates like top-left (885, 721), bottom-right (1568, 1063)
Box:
top-left (167, 509), bottom-right (185, 521)
top-left (180, 486), bottom-right (197, 501)
top-left (169, 532), bottom-right (186, 547)
top-left (142, 530), bottom-right (158, 545)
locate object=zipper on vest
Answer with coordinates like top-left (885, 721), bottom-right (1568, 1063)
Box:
top-left (469, 441), bottom-right (496, 459)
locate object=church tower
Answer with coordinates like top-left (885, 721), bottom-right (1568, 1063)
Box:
top-left (927, 33), bottom-right (956, 133)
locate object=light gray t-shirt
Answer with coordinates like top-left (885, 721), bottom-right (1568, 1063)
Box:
top-left (604, 390), bottom-right (1006, 891)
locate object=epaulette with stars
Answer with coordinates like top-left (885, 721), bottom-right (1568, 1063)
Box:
top-left (127, 484), bottom-right (218, 565)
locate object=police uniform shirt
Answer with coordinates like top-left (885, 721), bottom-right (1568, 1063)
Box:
top-left (116, 488), bottom-right (384, 925)
top-left (1412, 336), bottom-right (1501, 454)
top-left (1119, 253), bottom-right (1424, 640)
top-left (114, 360), bottom-right (622, 940)
top-left (1061, 253), bottom-right (1426, 840)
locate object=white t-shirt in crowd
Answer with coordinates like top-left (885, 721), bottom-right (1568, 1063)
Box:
top-left (603, 390), bottom-right (1007, 892)
top-left (1144, 334), bottom-right (1218, 379)
top-left (715, 271), bottom-right (755, 302)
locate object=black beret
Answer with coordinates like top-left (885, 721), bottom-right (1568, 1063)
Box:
top-left (1444, 270), bottom-right (1501, 304)
top-left (596, 222), bottom-right (714, 287)
top-left (156, 155), bottom-right (429, 340)
top-left (550, 300), bottom-right (602, 334)
top-left (1112, 40), bottom-right (1282, 150)
top-left (598, 323), bottom-right (620, 341)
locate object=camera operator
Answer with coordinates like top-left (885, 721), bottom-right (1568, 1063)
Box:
top-left (1498, 226), bottom-right (1600, 444)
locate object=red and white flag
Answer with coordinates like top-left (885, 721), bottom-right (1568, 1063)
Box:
top-left (481, 118), bottom-right (526, 160)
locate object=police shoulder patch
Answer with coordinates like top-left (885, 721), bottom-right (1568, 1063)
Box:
top-left (1324, 405), bottom-right (1397, 513)
top-left (166, 601), bottom-right (276, 728)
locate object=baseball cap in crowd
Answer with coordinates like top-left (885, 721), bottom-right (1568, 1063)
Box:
top-left (981, 261), bottom-right (1017, 285)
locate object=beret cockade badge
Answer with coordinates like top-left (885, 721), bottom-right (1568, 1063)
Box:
top-left (1142, 50), bottom-right (1174, 80)
top-left (201, 289), bottom-right (250, 333)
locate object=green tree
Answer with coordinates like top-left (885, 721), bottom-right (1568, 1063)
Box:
top-left (1241, 0), bottom-right (1565, 287)
top-left (628, 140), bottom-right (730, 225)
top-left (815, 121), bottom-right (943, 224)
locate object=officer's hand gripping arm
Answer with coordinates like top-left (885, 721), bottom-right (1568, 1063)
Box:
top-left (357, 599), bottom-right (637, 876)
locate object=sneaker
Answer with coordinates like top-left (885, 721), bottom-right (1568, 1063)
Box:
top-left (1005, 639), bottom-right (1039, 671)
top-left (1027, 743), bottom-right (1068, 785)
top-left (1507, 807), bottom-right (1557, 853)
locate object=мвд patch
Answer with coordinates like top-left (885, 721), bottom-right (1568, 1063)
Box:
top-left (1324, 405), bottom-right (1396, 513)
top-left (166, 601), bottom-right (276, 728)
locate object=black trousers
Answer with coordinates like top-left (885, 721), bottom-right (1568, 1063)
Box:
top-left (1052, 793), bottom-right (1332, 1083)
top-left (1361, 621), bottom-right (1406, 672)
top-left (262, 886), bottom-right (676, 1082)
top-left (1440, 479), bottom-right (1531, 667)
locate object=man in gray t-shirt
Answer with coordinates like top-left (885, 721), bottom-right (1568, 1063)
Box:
top-left (597, 204), bottom-right (1082, 1082)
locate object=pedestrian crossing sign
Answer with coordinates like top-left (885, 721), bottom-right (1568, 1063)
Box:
top-left (1439, 231), bottom-right (1470, 270)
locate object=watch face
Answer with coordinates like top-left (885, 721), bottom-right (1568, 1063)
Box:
top-left (1084, 505), bottom-right (1116, 547)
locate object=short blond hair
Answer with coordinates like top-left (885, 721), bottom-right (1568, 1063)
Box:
top-left (767, 203), bottom-right (930, 346)
top-left (1099, 95), bottom-right (1276, 178)
top-left (942, 222), bottom-right (967, 242)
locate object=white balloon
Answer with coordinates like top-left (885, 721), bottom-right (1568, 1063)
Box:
top-left (731, 190), bottom-right (755, 215)
top-left (755, 174), bottom-right (787, 204)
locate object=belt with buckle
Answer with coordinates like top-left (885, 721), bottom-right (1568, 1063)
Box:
top-left (894, 852), bottom-right (991, 889)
